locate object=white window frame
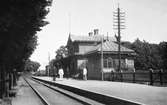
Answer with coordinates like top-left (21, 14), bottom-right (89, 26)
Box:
top-left (103, 57), bottom-right (113, 68)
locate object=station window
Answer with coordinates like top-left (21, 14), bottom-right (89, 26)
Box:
top-left (103, 59), bottom-right (108, 68)
top-left (103, 58), bottom-right (113, 68)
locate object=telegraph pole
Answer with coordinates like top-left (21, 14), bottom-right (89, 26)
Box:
top-left (113, 4), bottom-right (125, 72)
top-left (101, 34), bottom-right (104, 81)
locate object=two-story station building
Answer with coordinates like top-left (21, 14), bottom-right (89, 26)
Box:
top-left (61, 29), bottom-right (135, 80)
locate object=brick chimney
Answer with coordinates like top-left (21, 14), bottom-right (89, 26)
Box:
top-left (94, 29), bottom-right (99, 35)
top-left (88, 32), bottom-right (93, 36)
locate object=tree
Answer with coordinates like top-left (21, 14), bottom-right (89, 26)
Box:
top-left (24, 59), bottom-right (41, 72)
top-left (0, 0), bottom-right (52, 98)
top-left (55, 45), bottom-right (68, 60)
top-left (122, 38), bottom-right (165, 70)
top-left (0, 0), bottom-right (52, 70)
top-left (159, 42), bottom-right (167, 70)
top-left (131, 39), bottom-right (147, 70)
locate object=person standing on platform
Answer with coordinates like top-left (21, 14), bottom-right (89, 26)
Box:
top-left (83, 67), bottom-right (87, 80)
top-left (66, 67), bottom-right (70, 79)
top-left (53, 66), bottom-right (56, 81)
top-left (59, 67), bottom-right (64, 80)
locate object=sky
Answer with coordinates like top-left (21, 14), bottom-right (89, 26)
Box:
top-left (30, 0), bottom-right (167, 70)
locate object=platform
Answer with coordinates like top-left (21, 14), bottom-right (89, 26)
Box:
top-left (34, 76), bottom-right (167, 105)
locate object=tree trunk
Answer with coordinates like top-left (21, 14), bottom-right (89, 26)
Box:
top-left (0, 65), bottom-right (3, 98)
top-left (0, 64), bottom-right (6, 98)
top-left (5, 72), bottom-right (9, 97)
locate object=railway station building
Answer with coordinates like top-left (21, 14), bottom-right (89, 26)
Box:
top-left (61, 29), bottom-right (136, 80)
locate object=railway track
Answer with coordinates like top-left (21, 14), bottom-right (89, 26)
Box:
top-left (24, 77), bottom-right (104, 105)
top-left (24, 78), bottom-right (49, 105)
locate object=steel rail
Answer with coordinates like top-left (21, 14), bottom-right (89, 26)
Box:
top-left (24, 78), bottom-right (50, 105)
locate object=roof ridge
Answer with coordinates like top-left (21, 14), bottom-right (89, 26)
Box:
top-left (69, 34), bottom-right (116, 42)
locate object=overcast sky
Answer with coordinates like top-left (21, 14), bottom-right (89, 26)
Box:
top-left (30, 0), bottom-right (167, 69)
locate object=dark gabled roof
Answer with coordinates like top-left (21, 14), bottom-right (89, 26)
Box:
top-left (69, 34), bottom-right (116, 42)
top-left (85, 40), bottom-right (134, 54)
top-left (66, 34), bottom-right (135, 55)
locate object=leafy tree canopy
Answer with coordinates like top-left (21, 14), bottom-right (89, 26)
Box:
top-left (0, 0), bottom-right (52, 72)
top-left (122, 38), bottom-right (167, 71)
top-left (55, 45), bottom-right (68, 60)
top-left (24, 59), bottom-right (40, 72)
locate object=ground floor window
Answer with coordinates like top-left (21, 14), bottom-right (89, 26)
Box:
top-left (104, 59), bottom-right (107, 68)
top-left (103, 58), bottom-right (134, 69)
top-left (113, 59), bottom-right (126, 69)
top-left (125, 59), bottom-right (134, 68)
top-left (103, 58), bottom-right (113, 68)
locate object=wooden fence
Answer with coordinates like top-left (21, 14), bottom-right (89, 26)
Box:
top-left (103, 70), bottom-right (167, 86)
